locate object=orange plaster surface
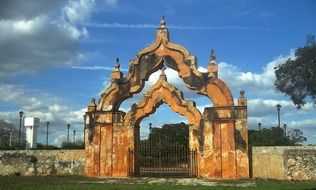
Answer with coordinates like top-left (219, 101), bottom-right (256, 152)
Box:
top-left (84, 18), bottom-right (249, 179)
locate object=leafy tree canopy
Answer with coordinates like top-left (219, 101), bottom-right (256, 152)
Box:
top-left (147, 122), bottom-right (189, 147)
top-left (248, 127), bottom-right (307, 146)
top-left (60, 140), bottom-right (84, 149)
top-left (274, 34), bottom-right (316, 109)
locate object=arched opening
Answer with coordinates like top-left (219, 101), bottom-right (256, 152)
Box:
top-left (124, 71), bottom-right (201, 177)
top-left (133, 104), bottom-right (193, 177)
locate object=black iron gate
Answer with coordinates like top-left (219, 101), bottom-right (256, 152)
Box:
top-left (128, 138), bottom-right (197, 177)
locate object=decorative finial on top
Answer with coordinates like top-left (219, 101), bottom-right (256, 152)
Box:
top-left (240, 90), bottom-right (245, 98)
top-left (210, 49), bottom-right (216, 62)
top-left (88, 97), bottom-right (96, 112)
top-left (238, 90), bottom-right (247, 106)
top-left (159, 66), bottom-right (167, 81)
top-left (114, 57), bottom-right (120, 70)
top-left (161, 66), bottom-right (166, 75)
top-left (160, 16), bottom-right (166, 28)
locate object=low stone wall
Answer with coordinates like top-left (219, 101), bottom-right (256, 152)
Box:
top-left (252, 146), bottom-right (316, 180)
top-left (1, 147), bottom-right (316, 180)
top-left (0, 150), bottom-right (84, 176)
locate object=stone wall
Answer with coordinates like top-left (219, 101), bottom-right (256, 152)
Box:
top-left (0, 150), bottom-right (84, 176)
top-left (252, 146), bottom-right (316, 180)
top-left (1, 147), bottom-right (315, 180)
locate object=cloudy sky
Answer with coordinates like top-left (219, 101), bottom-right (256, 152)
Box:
top-left (0, 0), bottom-right (316, 146)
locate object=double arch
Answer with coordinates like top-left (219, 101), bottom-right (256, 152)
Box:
top-left (124, 72), bottom-right (202, 128)
top-left (84, 18), bottom-right (249, 179)
top-left (97, 19), bottom-right (234, 113)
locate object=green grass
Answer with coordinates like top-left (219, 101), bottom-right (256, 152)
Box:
top-left (0, 176), bottom-right (315, 190)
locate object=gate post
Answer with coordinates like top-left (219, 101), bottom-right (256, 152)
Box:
top-left (235, 90), bottom-right (249, 178)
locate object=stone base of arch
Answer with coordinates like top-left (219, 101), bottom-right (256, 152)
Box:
top-left (84, 105), bottom-right (249, 179)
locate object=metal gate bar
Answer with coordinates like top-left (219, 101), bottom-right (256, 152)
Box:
top-left (128, 138), bottom-right (197, 177)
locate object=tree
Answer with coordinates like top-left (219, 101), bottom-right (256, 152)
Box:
top-left (147, 122), bottom-right (189, 147)
top-left (274, 34), bottom-right (316, 109)
top-left (288, 128), bottom-right (307, 145)
top-left (61, 140), bottom-right (84, 149)
top-left (248, 127), bottom-right (306, 146)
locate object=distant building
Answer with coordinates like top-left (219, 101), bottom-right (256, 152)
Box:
top-left (24, 117), bottom-right (40, 149)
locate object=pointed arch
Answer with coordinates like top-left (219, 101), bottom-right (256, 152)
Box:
top-left (97, 20), bottom-right (233, 112)
top-left (124, 73), bottom-right (202, 127)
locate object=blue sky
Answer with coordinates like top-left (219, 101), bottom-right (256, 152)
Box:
top-left (0, 0), bottom-right (316, 145)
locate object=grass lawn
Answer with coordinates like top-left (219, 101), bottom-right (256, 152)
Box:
top-left (0, 176), bottom-right (315, 190)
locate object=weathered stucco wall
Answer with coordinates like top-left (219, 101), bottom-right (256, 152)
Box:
top-left (252, 146), bottom-right (316, 180)
top-left (0, 150), bottom-right (84, 176)
top-left (1, 146), bottom-right (315, 180)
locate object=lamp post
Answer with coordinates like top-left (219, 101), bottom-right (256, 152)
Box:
top-left (18, 111), bottom-right (23, 146)
top-left (83, 115), bottom-right (86, 145)
top-left (276, 104), bottom-right (282, 128)
top-left (46, 121), bottom-right (50, 148)
top-left (67, 124), bottom-right (70, 145)
top-left (258, 122), bottom-right (261, 132)
top-left (73, 130), bottom-right (76, 143)
top-left (149, 123), bottom-right (152, 133)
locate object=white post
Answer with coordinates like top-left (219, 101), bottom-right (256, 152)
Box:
top-left (9, 130), bottom-right (13, 147)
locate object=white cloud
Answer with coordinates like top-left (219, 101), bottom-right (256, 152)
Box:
top-left (83, 22), bottom-right (276, 31)
top-left (218, 52), bottom-right (295, 98)
top-left (62, 0), bottom-right (95, 24)
top-left (0, 0), bottom-right (63, 20)
top-left (105, 0), bottom-right (118, 7)
top-left (0, 0), bottom-right (96, 79)
top-left (72, 65), bottom-right (128, 71)
top-left (0, 84), bottom-right (24, 102)
top-left (0, 83), bottom-right (86, 146)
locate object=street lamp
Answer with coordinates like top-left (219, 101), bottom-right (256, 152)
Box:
top-left (258, 122), bottom-right (261, 132)
top-left (149, 123), bottom-right (152, 133)
top-left (73, 130), bottom-right (76, 143)
top-left (67, 124), bottom-right (70, 145)
top-left (276, 104), bottom-right (282, 128)
top-left (46, 121), bottom-right (50, 148)
top-left (18, 111), bottom-right (23, 146)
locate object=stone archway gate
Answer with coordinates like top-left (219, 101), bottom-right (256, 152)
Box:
top-left (84, 18), bottom-right (249, 179)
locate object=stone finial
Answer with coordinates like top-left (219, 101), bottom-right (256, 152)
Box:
top-left (210, 49), bottom-right (216, 64)
top-left (156, 16), bottom-right (169, 42)
top-left (210, 49), bottom-right (216, 60)
top-left (161, 66), bottom-right (166, 75)
top-left (114, 57), bottom-right (120, 71)
top-left (207, 49), bottom-right (218, 77)
top-left (88, 98), bottom-right (97, 112)
top-left (240, 90), bottom-right (245, 98)
top-left (238, 90), bottom-right (247, 106)
top-left (159, 66), bottom-right (167, 81)
top-left (111, 57), bottom-right (123, 80)
top-left (160, 16), bottom-right (166, 28)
